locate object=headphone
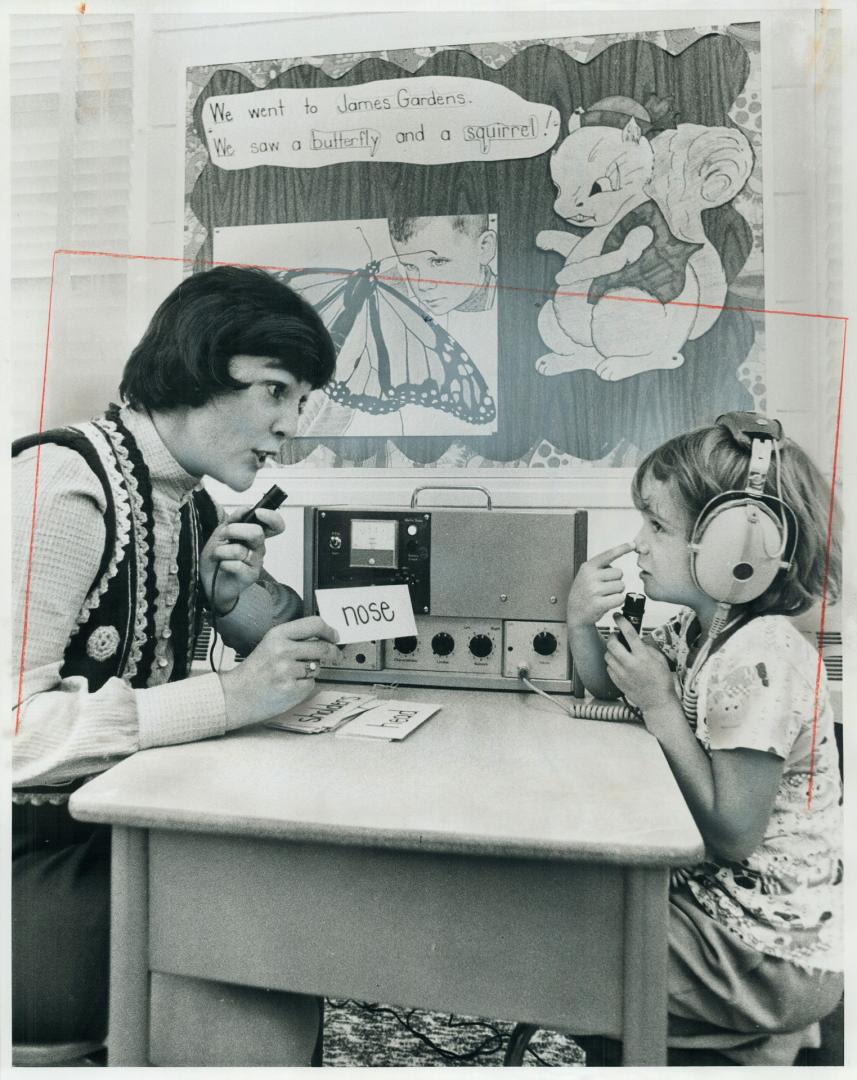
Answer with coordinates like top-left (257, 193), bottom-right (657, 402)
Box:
top-left (688, 412), bottom-right (799, 604)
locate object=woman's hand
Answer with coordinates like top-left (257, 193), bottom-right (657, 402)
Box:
top-left (604, 614), bottom-right (677, 714)
top-left (218, 616), bottom-right (341, 729)
top-left (566, 543), bottom-right (635, 631)
top-left (200, 507), bottom-right (284, 615)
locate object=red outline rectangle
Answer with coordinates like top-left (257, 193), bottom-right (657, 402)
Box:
top-left (14, 249), bottom-right (848, 808)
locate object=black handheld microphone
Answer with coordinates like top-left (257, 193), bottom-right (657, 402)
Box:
top-left (208, 486), bottom-right (288, 638)
top-left (239, 484), bottom-right (288, 525)
top-left (616, 592), bottom-right (646, 650)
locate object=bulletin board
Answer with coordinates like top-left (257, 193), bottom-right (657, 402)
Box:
top-left (185, 24), bottom-right (762, 470)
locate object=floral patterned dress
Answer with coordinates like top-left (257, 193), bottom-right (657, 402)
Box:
top-left (652, 611), bottom-right (842, 973)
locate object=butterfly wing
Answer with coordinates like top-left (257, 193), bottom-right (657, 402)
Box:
top-left (370, 281), bottom-right (496, 424)
top-left (280, 265), bottom-right (496, 425)
top-left (276, 267), bottom-right (368, 351)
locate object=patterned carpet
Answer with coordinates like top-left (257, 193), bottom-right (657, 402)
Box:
top-left (322, 999), bottom-right (586, 1067)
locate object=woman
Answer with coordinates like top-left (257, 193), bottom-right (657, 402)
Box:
top-left (12, 266), bottom-right (340, 1064)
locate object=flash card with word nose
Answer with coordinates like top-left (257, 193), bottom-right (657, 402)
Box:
top-left (315, 584), bottom-right (417, 645)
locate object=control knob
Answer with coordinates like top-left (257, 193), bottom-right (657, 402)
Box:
top-left (533, 631), bottom-right (558, 657)
top-left (469, 634), bottom-right (493, 658)
top-left (431, 632), bottom-right (455, 657)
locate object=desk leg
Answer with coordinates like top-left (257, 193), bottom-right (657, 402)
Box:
top-left (622, 867), bottom-right (668, 1066)
top-left (107, 826), bottom-right (149, 1066)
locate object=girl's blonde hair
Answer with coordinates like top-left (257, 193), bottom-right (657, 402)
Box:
top-left (631, 422), bottom-right (842, 617)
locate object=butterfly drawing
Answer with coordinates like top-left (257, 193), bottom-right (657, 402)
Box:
top-left (276, 259), bottom-right (496, 425)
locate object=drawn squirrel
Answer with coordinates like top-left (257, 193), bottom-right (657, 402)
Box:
top-left (535, 96), bottom-right (754, 381)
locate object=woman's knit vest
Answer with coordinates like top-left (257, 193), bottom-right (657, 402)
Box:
top-left (13, 404), bottom-right (218, 694)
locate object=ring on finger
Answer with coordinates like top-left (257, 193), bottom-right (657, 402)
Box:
top-left (303, 660), bottom-right (318, 679)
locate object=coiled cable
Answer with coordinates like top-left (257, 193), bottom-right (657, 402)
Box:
top-left (518, 668), bottom-right (641, 722)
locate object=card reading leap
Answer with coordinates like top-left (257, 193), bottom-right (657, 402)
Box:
top-left (315, 584), bottom-right (417, 644)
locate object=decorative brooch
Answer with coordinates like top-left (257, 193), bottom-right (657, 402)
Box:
top-left (86, 624), bottom-right (121, 662)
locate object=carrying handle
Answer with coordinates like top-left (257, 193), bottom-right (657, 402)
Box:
top-left (410, 485), bottom-right (493, 510)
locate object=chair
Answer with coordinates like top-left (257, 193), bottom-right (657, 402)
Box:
top-left (795, 995), bottom-right (845, 1066)
top-left (12, 1040), bottom-right (106, 1067)
top-left (12, 993), bottom-right (325, 1068)
top-left (503, 1027), bottom-right (738, 1067)
top-left (503, 1019), bottom-right (833, 1068)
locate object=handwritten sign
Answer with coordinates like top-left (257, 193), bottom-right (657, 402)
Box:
top-left (202, 76), bottom-right (560, 169)
top-left (315, 584), bottom-right (418, 644)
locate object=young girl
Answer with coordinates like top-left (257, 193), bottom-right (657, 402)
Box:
top-left (567, 413), bottom-right (842, 1065)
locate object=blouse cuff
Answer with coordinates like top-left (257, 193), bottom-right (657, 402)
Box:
top-left (137, 672), bottom-right (228, 749)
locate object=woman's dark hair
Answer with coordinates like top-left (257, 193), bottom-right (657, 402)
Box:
top-left (631, 423), bottom-right (842, 618)
top-left (119, 266), bottom-right (336, 410)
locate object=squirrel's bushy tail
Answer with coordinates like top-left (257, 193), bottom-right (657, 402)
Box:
top-left (646, 124), bottom-right (754, 338)
top-left (647, 124), bottom-right (754, 244)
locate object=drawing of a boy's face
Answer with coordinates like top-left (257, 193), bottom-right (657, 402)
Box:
top-left (390, 216), bottom-right (497, 317)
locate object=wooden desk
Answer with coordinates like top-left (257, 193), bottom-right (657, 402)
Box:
top-left (70, 685), bottom-right (703, 1066)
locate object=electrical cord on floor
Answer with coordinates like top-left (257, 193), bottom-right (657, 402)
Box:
top-left (405, 1009), bottom-right (505, 1062)
top-left (324, 998), bottom-right (506, 1063)
top-left (517, 665), bottom-right (641, 722)
top-left (526, 1042), bottom-right (552, 1067)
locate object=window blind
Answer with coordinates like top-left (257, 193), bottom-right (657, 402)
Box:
top-left (10, 13), bottom-right (135, 434)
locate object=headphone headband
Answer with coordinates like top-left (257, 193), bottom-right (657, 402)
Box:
top-left (715, 411), bottom-right (784, 449)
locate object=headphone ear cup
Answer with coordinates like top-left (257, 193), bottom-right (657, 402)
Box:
top-left (691, 501), bottom-right (786, 604)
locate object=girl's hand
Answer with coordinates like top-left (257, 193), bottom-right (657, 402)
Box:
top-left (219, 616), bottom-right (341, 729)
top-left (200, 507), bottom-right (285, 615)
top-left (567, 543), bottom-right (635, 631)
top-left (604, 615), bottom-right (676, 713)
